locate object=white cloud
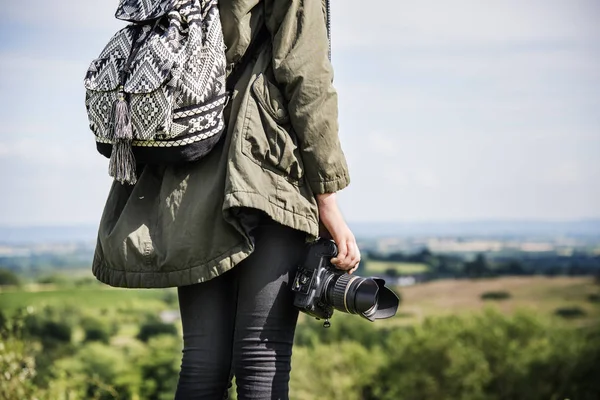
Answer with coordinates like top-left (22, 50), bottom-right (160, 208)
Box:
top-left (0, 138), bottom-right (103, 169)
top-left (0, 53), bottom-right (84, 75)
top-left (332, 0), bottom-right (600, 50)
top-left (0, 137), bottom-right (113, 226)
top-left (1, 0), bottom-right (599, 225)
top-left (4, 2), bottom-right (124, 31)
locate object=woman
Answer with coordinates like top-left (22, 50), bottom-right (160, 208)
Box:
top-left (92, 0), bottom-right (359, 398)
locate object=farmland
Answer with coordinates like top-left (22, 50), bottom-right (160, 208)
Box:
top-left (2, 275), bottom-right (598, 327)
top-left (364, 260), bottom-right (429, 275)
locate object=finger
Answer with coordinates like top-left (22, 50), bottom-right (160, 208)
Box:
top-left (335, 241), bottom-right (352, 269)
top-left (349, 249), bottom-right (361, 269)
top-left (341, 241), bottom-right (357, 269)
top-left (347, 257), bottom-right (359, 271)
top-left (338, 241), bottom-right (360, 269)
top-left (348, 263), bottom-right (359, 275)
top-left (346, 242), bottom-right (359, 263)
top-left (346, 260), bottom-right (359, 273)
top-left (332, 239), bottom-right (348, 267)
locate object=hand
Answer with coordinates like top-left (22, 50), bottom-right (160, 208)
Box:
top-left (316, 193), bottom-right (361, 274)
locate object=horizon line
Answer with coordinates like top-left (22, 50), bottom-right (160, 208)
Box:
top-left (1, 217), bottom-right (600, 229)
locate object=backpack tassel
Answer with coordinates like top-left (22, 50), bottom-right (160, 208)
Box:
top-left (108, 89), bottom-right (137, 185)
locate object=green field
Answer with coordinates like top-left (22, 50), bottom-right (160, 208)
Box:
top-left (365, 260), bottom-right (429, 275)
top-left (0, 284), bottom-right (173, 316)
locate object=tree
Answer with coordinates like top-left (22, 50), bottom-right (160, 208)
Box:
top-left (139, 336), bottom-right (181, 400)
top-left (384, 268), bottom-right (399, 278)
top-left (137, 320), bottom-right (178, 343)
top-left (387, 252), bottom-right (405, 262)
top-left (417, 248), bottom-right (432, 261)
top-left (56, 342), bottom-right (140, 400)
top-left (23, 314), bottom-right (72, 346)
top-left (464, 254), bottom-right (490, 278)
top-left (0, 267), bottom-right (21, 286)
top-left (82, 317), bottom-right (111, 344)
top-left (498, 260), bottom-right (526, 276)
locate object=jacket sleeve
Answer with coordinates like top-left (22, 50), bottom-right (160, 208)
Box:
top-left (264, 0), bottom-right (350, 194)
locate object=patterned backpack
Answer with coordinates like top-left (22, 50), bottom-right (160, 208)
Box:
top-left (84, 0), bottom-right (227, 184)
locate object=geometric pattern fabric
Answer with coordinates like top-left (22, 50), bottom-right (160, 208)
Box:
top-left (116, 0), bottom-right (178, 22)
top-left (84, 0), bottom-right (227, 149)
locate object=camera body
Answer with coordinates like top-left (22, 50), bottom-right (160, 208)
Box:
top-left (291, 238), bottom-right (339, 320)
top-left (292, 238), bottom-right (400, 324)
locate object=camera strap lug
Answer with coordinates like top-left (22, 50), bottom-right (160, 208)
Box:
top-left (323, 319), bottom-right (331, 328)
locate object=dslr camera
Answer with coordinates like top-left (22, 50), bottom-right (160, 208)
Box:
top-left (292, 238), bottom-right (399, 326)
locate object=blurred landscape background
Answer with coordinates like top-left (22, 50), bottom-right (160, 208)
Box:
top-left (1, 0), bottom-right (599, 399)
top-left (1, 220), bottom-right (599, 399)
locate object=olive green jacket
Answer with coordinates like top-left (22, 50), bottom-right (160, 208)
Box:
top-left (92, 0), bottom-right (350, 288)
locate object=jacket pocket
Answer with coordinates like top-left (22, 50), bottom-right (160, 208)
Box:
top-left (242, 73), bottom-right (304, 183)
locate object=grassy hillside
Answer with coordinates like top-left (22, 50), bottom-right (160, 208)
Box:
top-left (396, 276), bottom-right (600, 326)
top-left (2, 276), bottom-right (598, 329)
top-left (365, 260), bottom-right (429, 275)
top-left (0, 283), bottom-right (172, 315)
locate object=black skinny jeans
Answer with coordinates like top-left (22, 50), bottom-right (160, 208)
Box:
top-left (175, 221), bottom-right (306, 399)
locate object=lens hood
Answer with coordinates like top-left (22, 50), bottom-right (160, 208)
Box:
top-left (369, 278), bottom-right (399, 320)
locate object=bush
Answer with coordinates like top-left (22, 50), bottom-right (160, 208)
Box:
top-left (384, 268), bottom-right (399, 278)
top-left (138, 335), bottom-right (181, 399)
top-left (81, 317), bottom-right (111, 344)
top-left (4, 300), bottom-right (600, 399)
top-left (290, 310), bottom-right (600, 399)
top-left (37, 274), bottom-right (70, 286)
top-left (74, 277), bottom-right (100, 287)
top-left (554, 306), bottom-right (587, 319)
top-left (54, 342), bottom-right (140, 400)
top-left (480, 291), bottom-right (511, 301)
top-left (44, 321), bottom-right (72, 343)
top-left (23, 314), bottom-right (72, 345)
top-left (0, 311), bottom-right (7, 335)
top-left (162, 289), bottom-right (179, 307)
top-left (137, 320), bottom-right (178, 343)
top-left (587, 293), bottom-right (600, 303)
top-left (294, 313), bottom-right (393, 349)
top-left (291, 341), bottom-right (385, 400)
top-left (0, 338), bottom-right (38, 399)
top-left (0, 267), bottom-right (21, 286)
top-left (370, 310), bottom-right (600, 400)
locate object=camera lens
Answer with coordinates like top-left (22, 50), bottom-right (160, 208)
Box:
top-left (325, 273), bottom-right (399, 321)
top-left (326, 274), bottom-right (377, 314)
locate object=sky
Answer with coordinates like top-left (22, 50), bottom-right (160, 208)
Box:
top-left (0, 0), bottom-right (599, 226)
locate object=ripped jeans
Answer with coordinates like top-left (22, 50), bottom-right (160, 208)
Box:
top-left (175, 221), bottom-right (306, 399)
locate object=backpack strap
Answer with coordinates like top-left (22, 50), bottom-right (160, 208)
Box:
top-left (325, 0), bottom-right (331, 61)
top-left (225, 2), bottom-right (331, 92)
top-left (226, 25), bottom-right (270, 93)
